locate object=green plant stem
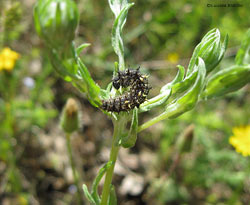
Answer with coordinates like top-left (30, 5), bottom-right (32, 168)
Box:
top-left (66, 133), bottom-right (83, 205)
top-left (100, 119), bottom-right (124, 205)
top-left (138, 111), bottom-right (169, 132)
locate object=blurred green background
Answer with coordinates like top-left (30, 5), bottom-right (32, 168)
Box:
top-left (0, 0), bottom-right (249, 204)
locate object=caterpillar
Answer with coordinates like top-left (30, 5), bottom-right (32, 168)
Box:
top-left (101, 67), bottom-right (151, 113)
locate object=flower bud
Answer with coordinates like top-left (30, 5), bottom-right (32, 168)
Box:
top-left (60, 98), bottom-right (79, 134)
top-left (202, 65), bottom-right (250, 99)
top-left (187, 28), bottom-right (228, 74)
top-left (34, 0), bottom-right (79, 50)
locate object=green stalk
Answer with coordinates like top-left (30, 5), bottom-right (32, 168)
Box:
top-left (66, 133), bottom-right (83, 205)
top-left (100, 119), bottom-right (125, 205)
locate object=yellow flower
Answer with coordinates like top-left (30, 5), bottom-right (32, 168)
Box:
top-left (229, 125), bottom-right (250, 157)
top-left (0, 47), bottom-right (20, 71)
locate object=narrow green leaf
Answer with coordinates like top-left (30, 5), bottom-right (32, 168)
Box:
top-left (165, 58), bottom-right (206, 119)
top-left (112, 3), bottom-right (133, 54)
top-left (76, 43), bottom-right (91, 56)
top-left (235, 29), bottom-right (250, 65)
top-left (160, 65), bottom-right (185, 93)
top-left (76, 57), bottom-right (102, 107)
top-left (169, 68), bottom-right (198, 102)
top-left (111, 3), bottom-right (134, 71)
top-left (83, 184), bottom-right (96, 204)
top-left (121, 108), bottom-right (138, 148)
top-left (174, 65), bottom-right (186, 83)
top-left (91, 162), bottom-right (113, 204)
top-left (71, 43), bottom-right (102, 107)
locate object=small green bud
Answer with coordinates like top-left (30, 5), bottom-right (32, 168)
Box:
top-left (60, 98), bottom-right (79, 134)
top-left (202, 65), bottom-right (250, 99)
top-left (34, 0), bottom-right (79, 50)
top-left (188, 28), bottom-right (228, 74)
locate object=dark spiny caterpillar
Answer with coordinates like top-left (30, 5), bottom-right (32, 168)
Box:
top-left (101, 67), bottom-right (151, 113)
top-left (112, 67), bottom-right (141, 89)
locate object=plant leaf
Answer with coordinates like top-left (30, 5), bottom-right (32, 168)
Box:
top-left (91, 161), bottom-right (113, 204)
top-left (76, 43), bottom-right (91, 56)
top-left (121, 108), bottom-right (138, 148)
top-left (111, 3), bottom-right (134, 71)
top-left (169, 67), bottom-right (198, 102)
top-left (83, 184), bottom-right (96, 204)
top-left (71, 43), bottom-right (102, 107)
top-left (165, 57), bottom-right (206, 119)
top-left (160, 65), bottom-right (185, 93)
top-left (76, 57), bottom-right (102, 107)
